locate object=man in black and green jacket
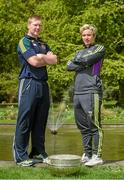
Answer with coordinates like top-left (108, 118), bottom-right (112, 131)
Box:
top-left (13, 15), bottom-right (57, 167)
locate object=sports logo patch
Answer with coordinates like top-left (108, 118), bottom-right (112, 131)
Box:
top-left (40, 44), bottom-right (46, 50)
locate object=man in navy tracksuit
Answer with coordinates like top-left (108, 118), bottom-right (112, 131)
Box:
top-left (13, 15), bottom-right (57, 167)
top-left (67, 24), bottom-right (106, 166)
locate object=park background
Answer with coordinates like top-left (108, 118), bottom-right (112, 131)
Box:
top-left (0, 1), bottom-right (124, 179)
top-left (0, 0), bottom-right (124, 126)
top-left (0, 0), bottom-right (124, 106)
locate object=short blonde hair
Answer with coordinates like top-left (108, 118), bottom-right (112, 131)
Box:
top-left (28, 15), bottom-right (42, 25)
top-left (80, 24), bottom-right (97, 37)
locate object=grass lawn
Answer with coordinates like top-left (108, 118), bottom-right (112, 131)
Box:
top-left (0, 164), bottom-right (124, 179)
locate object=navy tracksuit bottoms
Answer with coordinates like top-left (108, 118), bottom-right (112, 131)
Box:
top-left (13, 78), bottom-right (50, 163)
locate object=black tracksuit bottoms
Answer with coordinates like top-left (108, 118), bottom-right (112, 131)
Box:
top-left (73, 93), bottom-right (103, 158)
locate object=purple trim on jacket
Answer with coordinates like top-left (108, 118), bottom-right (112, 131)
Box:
top-left (92, 60), bottom-right (102, 75)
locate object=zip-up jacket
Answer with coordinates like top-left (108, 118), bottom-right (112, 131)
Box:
top-left (67, 44), bottom-right (106, 94)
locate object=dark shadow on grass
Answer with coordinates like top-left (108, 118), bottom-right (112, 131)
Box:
top-left (47, 166), bottom-right (88, 177)
top-left (49, 170), bottom-right (87, 178)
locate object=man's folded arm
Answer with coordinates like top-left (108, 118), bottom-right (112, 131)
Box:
top-left (27, 53), bottom-right (57, 67)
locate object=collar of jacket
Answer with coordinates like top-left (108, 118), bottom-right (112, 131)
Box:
top-left (25, 34), bottom-right (41, 41)
top-left (84, 43), bottom-right (95, 48)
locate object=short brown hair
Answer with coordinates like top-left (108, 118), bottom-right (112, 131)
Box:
top-left (80, 24), bottom-right (97, 37)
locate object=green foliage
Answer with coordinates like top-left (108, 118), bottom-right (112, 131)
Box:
top-left (102, 54), bottom-right (124, 100)
top-left (0, 106), bottom-right (17, 121)
top-left (102, 106), bottom-right (124, 124)
top-left (0, 103), bottom-right (124, 124)
top-left (71, 1), bottom-right (124, 55)
top-left (0, 72), bottom-right (18, 102)
top-left (0, 0), bottom-right (123, 102)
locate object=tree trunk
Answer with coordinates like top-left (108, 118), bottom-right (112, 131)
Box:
top-left (119, 80), bottom-right (124, 107)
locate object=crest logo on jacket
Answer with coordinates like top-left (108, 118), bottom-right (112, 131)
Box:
top-left (41, 44), bottom-right (46, 50)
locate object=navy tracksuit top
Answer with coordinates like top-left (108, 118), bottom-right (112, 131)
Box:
top-left (17, 35), bottom-right (51, 81)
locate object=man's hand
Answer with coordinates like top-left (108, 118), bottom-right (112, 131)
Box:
top-left (72, 51), bottom-right (84, 64)
top-left (47, 51), bottom-right (53, 55)
top-left (27, 52), bottom-right (57, 67)
top-left (37, 53), bottom-right (57, 65)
